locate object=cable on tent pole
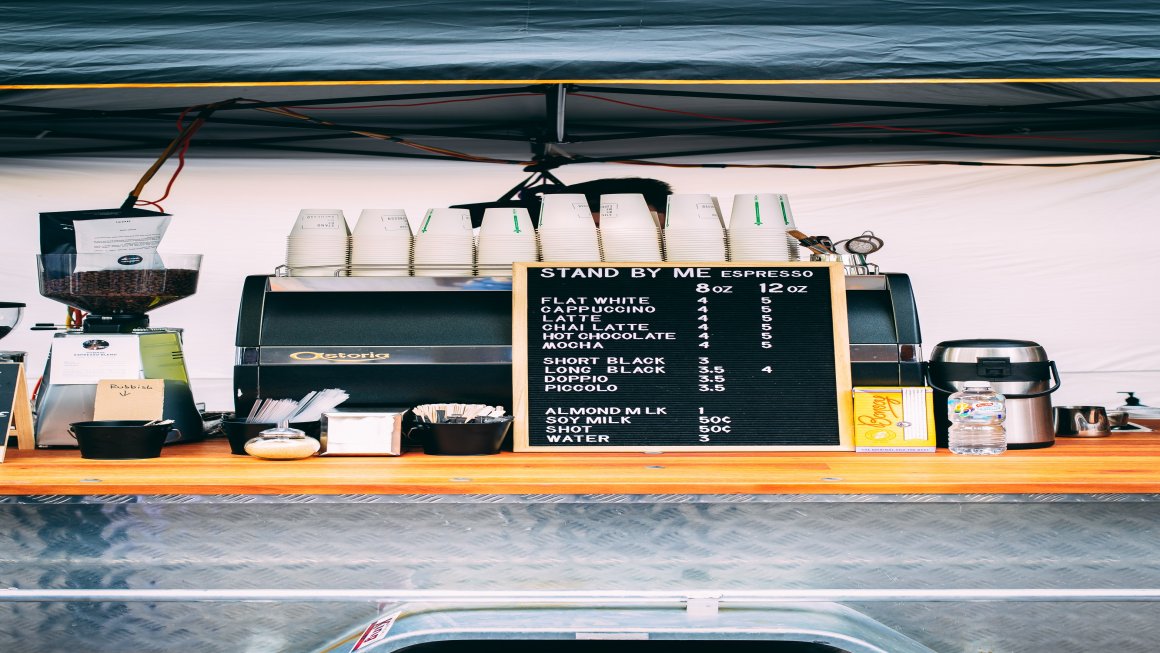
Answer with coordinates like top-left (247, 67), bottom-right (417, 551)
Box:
top-left (119, 99), bottom-right (238, 211)
top-left (546, 84), bottom-right (567, 144)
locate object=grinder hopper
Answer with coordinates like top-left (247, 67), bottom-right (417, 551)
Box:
top-left (37, 253), bottom-right (202, 333)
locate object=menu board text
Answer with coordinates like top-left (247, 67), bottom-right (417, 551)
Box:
top-left (514, 264), bottom-right (853, 451)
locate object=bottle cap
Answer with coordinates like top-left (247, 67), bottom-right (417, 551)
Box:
top-left (963, 381), bottom-right (992, 389)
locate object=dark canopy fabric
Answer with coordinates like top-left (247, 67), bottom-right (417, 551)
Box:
top-left (5, 1), bottom-right (1160, 84)
top-left (2, 2), bottom-right (1159, 165)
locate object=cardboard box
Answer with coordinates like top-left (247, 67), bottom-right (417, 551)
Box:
top-left (853, 386), bottom-right (936, 453)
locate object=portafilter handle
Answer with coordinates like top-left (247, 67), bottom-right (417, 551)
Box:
top-left (926, 360), bottom-right (1060, 399)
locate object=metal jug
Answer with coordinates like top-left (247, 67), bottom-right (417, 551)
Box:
top-left (1054, 406), bottom-right (1110, 437)
top-left (927, 339), bottom-right (1061, 449)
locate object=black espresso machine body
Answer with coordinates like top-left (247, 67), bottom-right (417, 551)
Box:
top-left (234, 275), bottom-right (513, 415)
top-left (234, 272), bottom-right (922, 414)
top-left (845, 273), bottom-right (924, 387)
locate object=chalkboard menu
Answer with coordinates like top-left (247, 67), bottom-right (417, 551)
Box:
top-left (513, 263), bottom-right (853, 451)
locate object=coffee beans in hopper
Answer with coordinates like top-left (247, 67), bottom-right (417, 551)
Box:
top-left (41, 269), bottom-right (199, 314)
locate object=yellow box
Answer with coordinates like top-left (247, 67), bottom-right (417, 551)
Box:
top-left (852, 386), bottom-right (936, 452)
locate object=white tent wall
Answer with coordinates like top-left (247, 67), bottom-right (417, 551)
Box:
top-left (1, 157), bottom-right (1157, 413)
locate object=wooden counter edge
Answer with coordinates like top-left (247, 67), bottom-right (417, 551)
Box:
top-left (4, 434), bottom-right (1160, 496)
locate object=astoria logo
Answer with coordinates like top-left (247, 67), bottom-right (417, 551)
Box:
top-left (289, 351), bottom-right (391, 361)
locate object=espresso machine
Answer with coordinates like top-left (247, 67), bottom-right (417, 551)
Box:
top-left (234, 275), bottom-right (513, 414)
top-left (34, 253), bottom-right (205, 446)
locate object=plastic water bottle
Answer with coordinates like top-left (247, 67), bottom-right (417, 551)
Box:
top-left (948, 381), bottom-right (1007, 455)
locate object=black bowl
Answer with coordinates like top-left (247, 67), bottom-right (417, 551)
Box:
top-left (69, 420), bottom-right (171, 459)
top-left (413, 418), bottom-right (513, 456)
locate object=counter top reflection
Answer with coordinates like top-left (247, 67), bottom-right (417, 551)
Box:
top-left (3, 423), bottom-right (1159, 496)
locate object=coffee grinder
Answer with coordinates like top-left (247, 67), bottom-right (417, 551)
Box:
top-left (34, 253), bottom-right (205, 446)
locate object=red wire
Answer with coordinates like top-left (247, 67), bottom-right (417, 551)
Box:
top-left (136, 106), bottom-right (204, 210)
top-left (149, 128), bottom-right (196, 203)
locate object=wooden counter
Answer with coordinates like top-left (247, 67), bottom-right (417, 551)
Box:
top-left (3, 427), bottom-right (1158, 495)
top-left (4, 426), bottom-right (1160, 653)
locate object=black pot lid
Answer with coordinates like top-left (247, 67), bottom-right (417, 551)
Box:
top-left (0, 301), bottom-right (26, 308)
top-left (930, 338), bottom-right (1049, 364)
top-left (934, 338), bottom-right (1042, 349)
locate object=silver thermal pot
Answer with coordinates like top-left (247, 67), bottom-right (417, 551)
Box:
top-left (927, 339), bottom-right (1061, 449)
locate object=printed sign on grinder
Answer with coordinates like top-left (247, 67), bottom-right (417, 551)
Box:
top-left (513, 263), bottom-right (853, 451)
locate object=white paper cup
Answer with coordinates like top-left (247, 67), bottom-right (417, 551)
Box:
top-left (665, 194), bottom-right (724, 230)
top-left (480, 207), bottom-right (535, 235)
top-left (728, 194), bottom-right (795, 231)
top-left (416, 208), bottom-right (473, 236)
top-left (664, 229), bottom-right (728, 262)
top-left (537, 229), bottom-right (602, 262)
top-left (600, 228), bottom-right (662, 262)
top-left (539, 194), bottom-right (597, 232)
top-left (476, 233), bottom-right (539, 275)
top-left (354, 209), bottom-right (412, 236)
top-left (291, 209), bottom-right (349, 235)
top-left (286, 228), bottom-right (349, 273)
top-left (352, 217), bottom-right (411, 272)
top-left (599, 194), bottom-right (655, 230)
top-left (727, 230), bottom-right (791, 262)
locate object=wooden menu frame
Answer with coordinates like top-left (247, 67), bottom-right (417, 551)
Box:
top-left (513, 262), bottom-right (853, 452)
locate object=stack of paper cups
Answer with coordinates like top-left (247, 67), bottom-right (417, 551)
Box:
top-left (773, 194), bottom-right (801, 261)
top-left (350, 209), bottom-right (413, 276)
top-left (537, 194), bottom-right (602, 262)
top-left (727, 194), bottom-right (790, 262)
top-left (599, 193), bottom-right (662, 262)
top-left (476, 207), bottom-right (539, 276)
top-left (286, 209), bottom-right (350, 276)
top-left (412, 208), bottom-right (475, 276)
top-left (663, 194), bottom-right (727, 262)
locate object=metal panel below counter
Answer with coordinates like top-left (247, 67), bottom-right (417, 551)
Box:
top-left (8, 433), bottom-right (1157, 652)
top-left (2, 491), bottom-right (1160, 653)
